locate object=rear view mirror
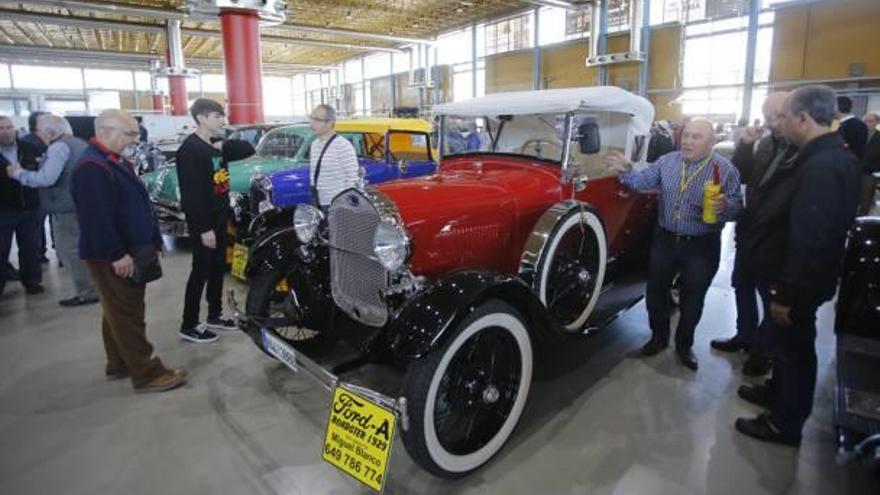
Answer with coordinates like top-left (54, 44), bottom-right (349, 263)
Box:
top-left (577, 121), bottom-right (601, 155)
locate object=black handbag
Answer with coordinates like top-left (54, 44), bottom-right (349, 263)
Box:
top-left (128, 244), bottom-right (163, 285)
top-left (310, 134), bottom-right (339, 207)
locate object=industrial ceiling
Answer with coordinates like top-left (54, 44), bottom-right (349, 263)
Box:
top-left (0, 0), bottom-right (580, 72)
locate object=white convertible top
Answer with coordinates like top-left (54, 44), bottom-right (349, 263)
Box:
top-left (434, 86), bottom-right (655, 134)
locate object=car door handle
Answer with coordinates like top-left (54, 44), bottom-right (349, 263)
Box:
top-left (617, 190), bottom-right (631, 199)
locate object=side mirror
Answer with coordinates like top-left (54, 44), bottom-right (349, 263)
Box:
top-left (398, 159), bottom-right (408, 175)
top-left (577, 122), bottom-right (601, 155)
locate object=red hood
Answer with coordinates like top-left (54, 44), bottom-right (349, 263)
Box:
top-left (375, 157), bottom-right (563, 277)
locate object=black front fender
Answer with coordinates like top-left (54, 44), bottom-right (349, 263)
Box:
top-left (244, 226), bottom-right (301, 278)
top-left (384, 270), bottom-right (561, 364)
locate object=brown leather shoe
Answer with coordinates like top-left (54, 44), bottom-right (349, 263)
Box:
top-left (134, 369), bottom-right (187, 393)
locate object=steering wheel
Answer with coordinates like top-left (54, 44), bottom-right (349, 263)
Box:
top-left (519, 139), bottom-right (562, 159)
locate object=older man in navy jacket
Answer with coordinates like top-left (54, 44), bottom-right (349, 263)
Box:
top-left (71, 109), bottom-right (186, 393)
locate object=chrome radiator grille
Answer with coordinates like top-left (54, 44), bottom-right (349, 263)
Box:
top-left (328, 189), bottom-right (389, 327)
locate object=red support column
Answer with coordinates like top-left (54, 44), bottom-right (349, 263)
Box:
top-left (168, 76), bottom-right (188, 116)
top-left (152, 93), bottom-right (165, 113)
top-left (220, 9), bottom-right (264, 124)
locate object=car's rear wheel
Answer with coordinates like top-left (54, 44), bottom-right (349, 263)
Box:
top-left (245, 268), bottom-right (336, 355)
top-left (401, 300), bottom-right (533, 478)
top-left (536, 207), bottom-right (607, 332)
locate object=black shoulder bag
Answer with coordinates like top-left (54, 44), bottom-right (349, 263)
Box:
top-left (310, 134), bottom-right (339, 207)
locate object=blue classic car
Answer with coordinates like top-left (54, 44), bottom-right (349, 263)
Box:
top-left (230, 118), bottom-right (436, 277)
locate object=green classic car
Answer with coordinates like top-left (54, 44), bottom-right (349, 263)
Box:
top-left (142, 123), bottom-right (314, 237)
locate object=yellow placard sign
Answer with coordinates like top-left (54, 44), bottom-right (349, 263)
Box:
top-left (322, 387), bottom-right (396, 492)
top-left (230, 243), bottom-right (248, 280)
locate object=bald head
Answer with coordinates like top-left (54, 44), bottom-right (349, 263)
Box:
top-left (94, 109), bottom-right (139, 154)
top-left (762, 92), bottom-right (789, 138)
top-left (865, 112), bottom-right (880, 130)
top-left (680, 118), bottom-right (716, 162)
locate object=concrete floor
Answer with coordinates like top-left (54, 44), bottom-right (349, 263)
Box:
top-left (0, 226), bottom-right (874, 495)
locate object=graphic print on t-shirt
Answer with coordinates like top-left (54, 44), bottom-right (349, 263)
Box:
top-left (211, 155), bottom-right (230, 195)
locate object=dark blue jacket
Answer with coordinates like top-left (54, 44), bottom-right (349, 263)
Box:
top-left (71, 140), bottom-right (161, 261)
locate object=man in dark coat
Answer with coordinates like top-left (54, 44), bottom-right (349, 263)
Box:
top-left (710, 92), bottom-right (797, 377)
top-left (734, 85), bottom-right (861, 447)
top-left (72, 109), bottom-right (186, 393)
top-left (0, 114), bottom-right (44, 296)
top-left (836, 96), bottom-right (868, 159)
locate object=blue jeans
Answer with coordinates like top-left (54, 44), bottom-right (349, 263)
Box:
top-left (645, 227), bottom-right (722, 351)
top-left (0, 208), bottom-right (43, 292)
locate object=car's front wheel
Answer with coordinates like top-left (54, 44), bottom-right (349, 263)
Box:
top-left (401, 300), bottom-right (533, 478)
top-left (245, 268), bottom-right (336, 355)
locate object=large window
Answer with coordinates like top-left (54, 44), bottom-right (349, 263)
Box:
top-left (363, 53), bottom-right (391, 80)
top-left (263, 76), bottom-right (293, 117)
top-left (484, 14), bottom-right (531, 56)
top-left (84, 69), bottom-right (134, 90)
top-left (0, 65), bottom-right (11, 89)
top-left (11, 65), bottom-right (83, 90)
top-left (200, 73), bottom-right (227, 93)
top-left (437, 28), bottom-right (472, 66)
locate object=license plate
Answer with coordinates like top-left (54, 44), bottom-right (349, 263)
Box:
top-left (322, 387), bottom-right (396, 493)
top-left (261, 327), bottom-right (298, 372)
top-left (231, 243), bottom-right (248, 280)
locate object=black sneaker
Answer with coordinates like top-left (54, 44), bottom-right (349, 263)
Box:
top-left (205, 317), bottom-right (237, 331)
top-left (178, 324), bottom-right (219, 344)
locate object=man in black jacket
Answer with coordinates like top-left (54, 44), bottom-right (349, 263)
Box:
top-left (0, 115), bottom-right (44, 296)
top-left (858, 112), bottom-right (879, 214)
top-left (734, 85), bottom-right (861, 447)
top-left (710, 92), bottom-right (796, 377)
top-left (175, 98), bottom-right (231, 343)
top-left (836, 96), bottom-right (868, 159)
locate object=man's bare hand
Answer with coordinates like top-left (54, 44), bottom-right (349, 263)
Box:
top-left (602, 152), bottom-right (633, 174)
top-left (740, 126), bottom-right (762, 145)
top-left (201, 230), bottom-right (217, 249)
top-left (112, 254), bottom-right (135, 278)
top-left (770, 300), bottom-right (792, 327)
top-left (710, 193), bottom-right (727, 215)
top-left (6, 161), bottom-right (22, 179)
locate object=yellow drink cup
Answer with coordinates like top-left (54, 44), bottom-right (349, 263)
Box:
top-left (702, 181), bottom-right (721, 224)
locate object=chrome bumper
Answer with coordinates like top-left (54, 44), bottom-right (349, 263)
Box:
top-left (227, 290), bottom-right (409, 430)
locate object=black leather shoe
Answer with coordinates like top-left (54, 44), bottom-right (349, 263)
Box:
top-left (737, 384), bottom-right (770, 408)
top-left (742, 355), bottom-right (772, 377)
top-left (710, 336), bottom-right (751, 353)
top-left (735, 414), bottom-right (800, 447)
top-left (24, 284), bottom-right (45, 295)
top-left (59, 296), bottom-right (99, 307)
top-left (676, 348), bottom-right (698, 371)
top-left (641, 338), bottom-right (668, 356)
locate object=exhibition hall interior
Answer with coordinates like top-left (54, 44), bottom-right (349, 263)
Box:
top-left (0, 0), bottom-right (878, 493)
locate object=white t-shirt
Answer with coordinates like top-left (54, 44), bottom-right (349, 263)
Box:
top-left (310, 134), bottom-right (360, 206)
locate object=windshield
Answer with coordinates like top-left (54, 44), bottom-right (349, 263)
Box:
top-left (256, 128), bottom-right (307, 159)
top-left (442, 112), bottom-right (631, 176)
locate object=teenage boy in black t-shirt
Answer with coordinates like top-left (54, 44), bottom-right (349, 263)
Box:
top-left (175, 98), bottom-right (232, 343)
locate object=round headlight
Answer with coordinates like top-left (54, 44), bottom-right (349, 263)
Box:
top-left (293, 204), bottom-right (323, 243)
top-left (258, 175), bottom-right (273, 192)
top-left (373, 220), bottom-right (409, 271)
top-left (228, 191), bottom-right (242, 208)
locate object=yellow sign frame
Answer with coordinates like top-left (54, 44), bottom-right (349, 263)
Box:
top-left (322, 386), bottom-right (396, 492)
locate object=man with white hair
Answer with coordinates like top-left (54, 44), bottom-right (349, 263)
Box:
top-left (71, 109), bottom-right (185, 393)
top-left (605, 118), bottom-right (743, 371)
top-left (7, 113), bottom-right (96, 306)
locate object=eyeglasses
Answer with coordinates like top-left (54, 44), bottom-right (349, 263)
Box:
top-left (309, 116), bottom-right (330, 123)
top-left (101, 126), bottom-right (140, 138)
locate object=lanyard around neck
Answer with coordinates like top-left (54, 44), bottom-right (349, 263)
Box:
top-left (679, 154), bottom-right (712, 193)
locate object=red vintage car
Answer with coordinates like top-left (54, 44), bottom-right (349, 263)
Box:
top-left (232, 86), bottom-right (657, 480)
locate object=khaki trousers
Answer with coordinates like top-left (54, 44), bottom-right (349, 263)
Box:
top-left (86, 261), bottom-right (167, 387)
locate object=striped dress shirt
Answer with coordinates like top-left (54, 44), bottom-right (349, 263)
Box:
top-left (310, 133), bottom-right (360, 207)
top-left (619, 150), bottom-right (742, 236)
